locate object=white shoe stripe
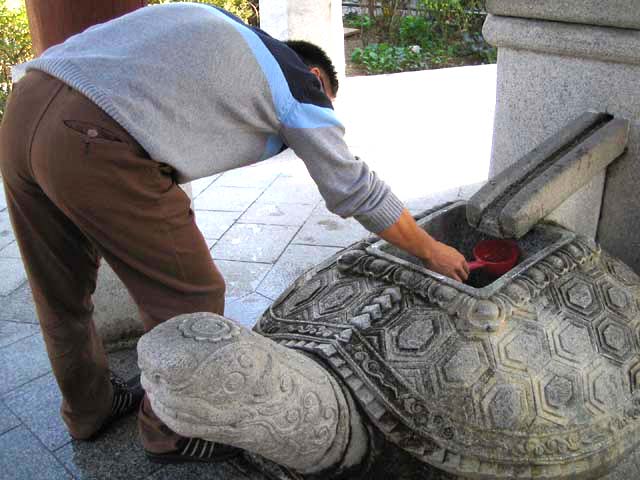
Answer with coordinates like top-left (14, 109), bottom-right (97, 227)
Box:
top-left (181, 438), bottom-right (193, 455)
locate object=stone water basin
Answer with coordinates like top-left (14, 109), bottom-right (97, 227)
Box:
top-left (257, 200), bottom-right (640, 479)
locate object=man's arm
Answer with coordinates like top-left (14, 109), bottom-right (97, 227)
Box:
top-left (378, 209), bottom-right (469, 282)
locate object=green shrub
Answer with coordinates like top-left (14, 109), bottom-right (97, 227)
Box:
top-left (352, 43), bottom-right (425, 74)
top-left (147, 0), bottom-right (258, 25)
top-left (343, 12), bottom-right (373, 31)
top-left (0, 0), bottom-right (32, 119)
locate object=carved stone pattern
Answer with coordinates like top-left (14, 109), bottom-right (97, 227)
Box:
top-left (256, 228), bottom-right (640, 479)
top-left (179, 313), bottom-right (240, 343)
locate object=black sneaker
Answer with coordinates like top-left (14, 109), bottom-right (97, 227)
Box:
top-left (145, 437), bottom-right (242, 464)
top-left (108, 372), bottom-right (144, 418)
top-left (82, 372), bottom-right (144, 441)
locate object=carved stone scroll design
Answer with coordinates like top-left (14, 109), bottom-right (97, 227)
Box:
top-left (138, 313), bottom-right (353, 474)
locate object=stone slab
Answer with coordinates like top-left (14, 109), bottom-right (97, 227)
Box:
top-left (149, 461), bottom-right (244, 480)
top-left (212, 224), bottom-right (298, 263)
top-left (0, 210), bottom-right (15, 250)
top-left (469, 115), bottom-right (629, 238)
top-left (224, 293), bottom-right (273, 329)
top-left (0, 334), bottom-right (50, 395)
top-left (292, 214), bottom-right (368, 248)
top-left (0, 240), bottom-right (21, 258)
top-left (238, 202), bottom-right (316, 227)
top-left (467, 112), bottom-right (605, 229)
top-left (194, 186), bottom-right (266, 212)
top-left (256, 244), bottom-right (342, 300)
top-left (55, 418), bottom-right (156, 480)
top-left (0, 182), bottom-right (6, 211)
top-left (0, 427), bottom-right (71, 479)
top-left (0, 258), bottom-right (26, 296)
top-left (484, 15), bottom-right (640, 67)
top-left (0, 282), bottom-right (38, 324)
top-left (0, 400), bottom-right (20, 435)
top-left (4, 373), bottom-right (71, 451)
top-left (195, 210), bottom-right (241, 240)
top-left (487, 45), bottom-right (640, 270)
top-left (93, 262), bottom-right (143, 351)
top-left (214, 260), bottom-right (272, 302)
top-left (257, 175), bottom-right (322, 205)
top-left (214, 166), bottom-right (280, 189)
top-left (0, 320), bottom-right (39, 348)
top-left (486, 0), bottom-right (640, 31)
top-left (190, 175), bottom-right (219, 198)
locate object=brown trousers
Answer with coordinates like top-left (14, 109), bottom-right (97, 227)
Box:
top-left (0, 71), bottom-right (226, 452)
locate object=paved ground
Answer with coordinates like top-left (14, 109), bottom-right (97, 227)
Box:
top-left (0, 65), bottom-right (497, 479)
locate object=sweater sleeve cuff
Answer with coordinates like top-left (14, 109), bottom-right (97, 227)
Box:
top-left (354, 192), bottom-right (405, 234)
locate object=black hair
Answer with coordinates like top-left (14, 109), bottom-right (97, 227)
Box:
top-left (284, 40), bottom-right (339, 95)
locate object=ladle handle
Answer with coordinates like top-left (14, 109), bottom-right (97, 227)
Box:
top-left (468, 260), bottom-right (485, 271)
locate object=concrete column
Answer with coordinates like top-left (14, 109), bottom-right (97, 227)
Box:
top-left (259, 0), bottom-right (345, 78)
top-left (483, 1), bottom-right (640, 272)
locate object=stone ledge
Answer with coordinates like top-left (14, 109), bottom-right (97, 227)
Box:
top-left (486, 0), bottom-right (640, 31)
top-left (483, 15), bottom-right (640, 66)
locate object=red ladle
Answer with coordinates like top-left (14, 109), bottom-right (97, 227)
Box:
top-left (468, 239), bottom-right (520, 276)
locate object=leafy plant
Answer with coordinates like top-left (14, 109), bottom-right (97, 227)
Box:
top-left (344, 12), bottom-right (373, 31)
top-left (0, 0), bottom-right (32, 119)
top-left (147, 0), bottom-right (258, 26)
top-left (352, 43), bottom-right (425, 74)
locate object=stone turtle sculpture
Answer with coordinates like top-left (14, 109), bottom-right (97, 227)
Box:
top-left (138, 201), bottom-right (640, 480)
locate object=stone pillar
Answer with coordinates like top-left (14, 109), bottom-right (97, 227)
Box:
top-left (25, 0), bottom-right (147, 56)
top-left (259, 0), bottom-right (345, 78)
top-left (483, 1), bottom-right (640, 272)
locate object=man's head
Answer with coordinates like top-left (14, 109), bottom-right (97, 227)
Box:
top-left (285, 40), bottom-right (339, 102)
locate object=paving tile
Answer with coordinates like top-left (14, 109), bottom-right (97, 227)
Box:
top-left (194, 210), bottom-right (241, 240)
top-left (0, 209), bottom-right (14, 250)
top-left (0, 320), bottom-right (39, 348)
top-left (0, 182), bottom-right (6, 211)
top-left (0, 282), bottom-right (39, 324)
top-left (212, 224), bottom-right (299, 263)
top-left (0, 257), bottom-right (27, 296)
top-left (257, 245), bottom-right (342, 300)
top-left (0, 334), bottom-right (51, 395)
top-left (214, 166), bottom-right (280, 188)
top-left (215, 260), bottom-right (272, 303)
top-left (108, 347), bottom-right (141, 381)
top-left (0, 399), bottom-right (21, 435)
top-left (2, 348), bottom-right (139, 453)
top-left (3, 373), bottom-right (70, 451)
top-left (190, 175), bottom-right (220, 198)
top-left (148, 460), bottom-right (243, 480)
top-left (55, 418), bottom-right (157, 480)
top-left (194, 186), bottom-right (265, 212)
top-left (238, 202), bottom-right (316, 227)
top-left (256, 175), bottom-right (322, 205)
top-left (224, 293), bottom-right (273, 329)
top-left (0, 426), bottom-right (71, 479)
top-left (0, 239), bottom-right (21, 258)
top-left (292, 215), bottom-right (368, 248)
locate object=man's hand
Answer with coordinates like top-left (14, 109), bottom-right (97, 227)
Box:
top-left (377, 209), bottom-right (469, 283)
top-left (421, 240), bottom-right (469, 283)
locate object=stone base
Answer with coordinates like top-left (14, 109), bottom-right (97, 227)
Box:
top-left (484, 14), bottom-right (640, 271)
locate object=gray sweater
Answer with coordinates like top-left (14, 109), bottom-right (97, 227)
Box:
top-left (17, 3), bottom-right (405, 233)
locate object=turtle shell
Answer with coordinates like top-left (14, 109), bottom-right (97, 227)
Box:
top-left (254, 202), bottom-right (640, 480)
